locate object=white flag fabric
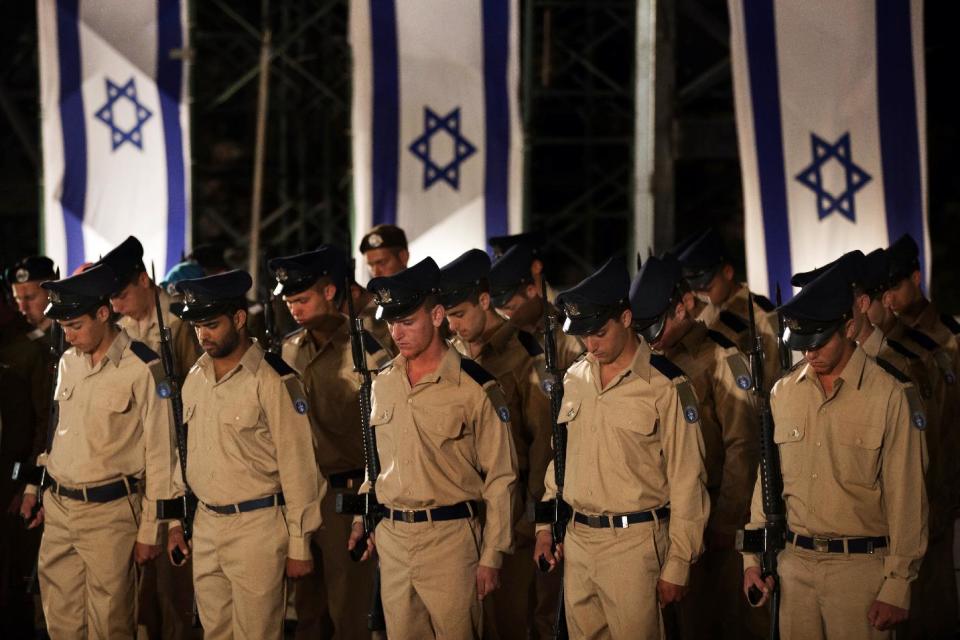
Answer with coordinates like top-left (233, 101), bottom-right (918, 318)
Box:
top-left (39, 0), bottom-right (191, 275)
top-left (729, 0), bottom-right (928, 299)
top-left (350, 0), bottom-right (522, 282)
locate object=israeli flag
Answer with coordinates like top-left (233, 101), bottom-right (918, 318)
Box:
top-left (350, 0), bottom-right (522, 281)
top-left (39, 0), bottom-right (190, 274)
top-left (729, 0), bottom-right (928, 299)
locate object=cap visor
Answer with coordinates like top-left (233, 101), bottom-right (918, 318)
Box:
top-left (782, 324), bottom-right (840, 351)
top-left (375, 299), bottom-right (425, 322)
top-left (562, 315), bottom-right (606, 337)
top-left (637, 315), bottom-right (667, 344)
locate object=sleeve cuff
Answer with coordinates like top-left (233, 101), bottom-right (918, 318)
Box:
top-left (168, 521), bottom-right (183, 531)
top-left (287, 535), bottom-right (313, 561)
top-left (660, 556), bottom-right (691, 586)
top-left (876, 577), bottom-right (911, 610)
top-left (137, 520), bottom-right (161, 546)
top-left (480, 548), bottom-right (504, 569)
top-left (741, 553), bottom-right (761, 571)
top-left (23, 484), bottom-right (38, 497)
top-left (535, 523), bottom-right (551, 534)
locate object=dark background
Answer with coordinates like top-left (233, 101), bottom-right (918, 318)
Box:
top-left (1, 1), bottom-right (956, 309)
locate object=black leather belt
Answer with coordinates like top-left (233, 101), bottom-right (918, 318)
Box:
top-left (47, 475), bottom-right (139, 503)
top-left (787, 530), bottom-right (887, 554)
top-left (203, 493), bottom-right (285, 515)
top-left (388, 501), bottom-right (477, 523)
top-left (328, 469), bottom-right (365, 490)
top-left (573, 506), bottom-right (670, 529)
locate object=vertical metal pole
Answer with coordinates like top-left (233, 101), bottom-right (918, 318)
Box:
top-left (653, 0), bottom-right (675, 254)
top-left (521, 0), bottom-right (535, 233)
top-left (248, 0), bottom-right (271, 294)
top-left (633, 0), bottom-right (656, 273)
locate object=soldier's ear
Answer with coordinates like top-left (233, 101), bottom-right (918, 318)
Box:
top-left (620, 308), bottom-right (633, 328)
top-left (722, 264), bottom-right (736, 282)
top-left (234, 308), bottom-right (247, 331)
top-left (478, 291), bottom-right (491, 311)
top-left (429, 303), bottom-right (445, 328)
top-left (322, 282), bottom-right (338, 303)
top-left (910, 269), bottom-right (922, 290)
top-left (680, 291), bottom-right (696, 313)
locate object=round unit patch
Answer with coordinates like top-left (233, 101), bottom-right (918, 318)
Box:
top-left (156, 381), bottom-right (172, 399)
top-left (497, 406), bottom-right (511, 423)
top-left (684, 406), bottom-right (699, 423)
top-left (912, 411), bottom-right (926, 430)
top-left (736, 374), bottom-right (752, 390)
top-left (294, 399), bottom-right (308, 414)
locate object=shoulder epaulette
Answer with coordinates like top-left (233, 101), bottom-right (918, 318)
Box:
top-left (460, 357), bottom-right (496, 386)
top-left (875, 357), bottom-right (911, 384)
top-left (885, 338), bottom-right (920, 361)
top-left (284, 327), bottom-right (304, 341)
top-left (705, 329), bottom-right (737, 350)
top-left (360, 329), bottom-right (384, 355)
top-left (129, 340), bottom-right (160, 363)
top-left (263, 351), bottom-right (296, 377)
top-left (753, 294), bottom-right (775, 313)
top-left (903, 327), bottom-right (938, 352)
top-left (650, 353), bottom-right (685, 380)
top-left (718, 310), bottom-right (748, 334)
top-left (516, 330), bottom-right (544, 357)
top-left (940, 313), bottom-right (960, 335)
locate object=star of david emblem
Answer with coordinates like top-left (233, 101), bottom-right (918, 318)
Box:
top-left (378, 288), bottom-right (392, 303)
top-left (94, 77), bottom-right (153, 151)
top-left (408, 107), bottom-right (477, 190)
top-left (794, 132), bottom-right (871, 222)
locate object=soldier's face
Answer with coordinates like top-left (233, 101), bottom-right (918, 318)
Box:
top-left (651, 302), bottom-right (687, 351)
top-left (365, 248), bottom-right (409, 279)
top-left (284, 283), bottom-right (337, 327)
top-left (388, 304), bottom-right (444, 359)
top-left (193, 312), bottom-right (245, 358)
top-left (695, 264), bottom-right (735, 306)
top-left (496, 285), bottom-right (537, 318)
top-left (445, 299), bottom-right (486, 342)
top-left (802, 327), bottom-right (854, 376)
top-left (882, 271), bottom-right (922, 314)
top-left (584, 313), bottom-right (632, 365)
top-left (11, 281), bottom-right (49, 326)
top-left (59, 306), bottom-right (111, 353)
top-left (109, 272), bottom-right (152, 318)
top-left (866, 296), bottom-right (891, 329)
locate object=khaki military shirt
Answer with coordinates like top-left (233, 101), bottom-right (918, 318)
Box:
top-left (658, 322), bottom-right (758, 534)
top-left (697, 284), bottom-right (781, 390)
top-left (281, 314), bottom-right (390, 476)
top-left (539, 338), bottom-right (710, 586)
top-left (503, 297), bottom-right (585, 371)
top-left (176, 341), bottom-right (325, 561)
top-left (367, 347), bottom-right (519, 568)
top-left (745, 346), bottom-right (928, 608)
top-left (32, 330), bottom-right (177, 545)
top-left (450, 319), bottom-right (552, 501)
top-left (118, 288), bottom-right (201, 383)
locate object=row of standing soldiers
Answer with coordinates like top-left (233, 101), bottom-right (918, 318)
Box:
top-left (0, 225), bottom-right (956, 639)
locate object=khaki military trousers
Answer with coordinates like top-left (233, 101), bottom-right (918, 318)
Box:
top-left (563, 517), bottom-right (670, 640)
top-left (192, 504), bottom-right (288, 640)
top-left (778, 544), bottom-right (890, 640)
top-left (38, 489), bottom-right (141, 639)
top-left (294, 488), bottom-right (376, 639)
top-left (375, 516), bottom-right (483, 639)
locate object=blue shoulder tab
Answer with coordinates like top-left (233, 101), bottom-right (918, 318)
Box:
top-left (876, 357), bottom-right (911, 384)
top-left (903, 327), bottom-right (938, 352)
top-left (129, 340), bottom-right (160, 363)
top-left (263, 351), bottom-right (296, 377)
top-left (719, 310), bottom-right (748, 334)
top-left (650, 353), bottom-right (685, 380)
top-left (705, 329), bottom-right (737, 350)
top-left (940, 313), bottom-right (960, 335)
top-left (517, 330), bottom-right (544, 357)
top-left (753, 294), bottom-right (775, 313)
top-left (460, 357), bottom-right (496, 386)
top-left (885, 338), bottom-right (919, 360)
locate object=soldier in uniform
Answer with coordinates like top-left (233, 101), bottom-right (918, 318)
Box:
top-left (347, 257), bottom-right (518, 639)
top-left (437, 248), bottom-right (555, 639)
top-left (674, 229), bottom-right (781, 389)
top-left (269, 246), bottom-right (391, 639)
top-left (18, 264), bottom-right (178, 639)
top-left (534, 257), bottom-right (709, 639)
top-left (488, 244), bottom-right (585, 370)
top-left (166, 270), bottom-right (325, 640)
top-left (7, 256), bottom-right (56, 345)
top-left (630, 254), bottom-right (758, 639)
top-left (742, 264), bottom-right (928, 639)
top-left (357, 226), bottom-right (410, 351)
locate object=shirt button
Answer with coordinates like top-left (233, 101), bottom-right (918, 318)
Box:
top-left (791, 428), bottom-right (799, 438)
top-left (407, 399), bottom-right (413, 404)
top-left (856, 438), bottom-right (863, 445)
top-left (816, 441), bottom-right (821, 447)
top-left (811, 473), bottom-right (817, 479)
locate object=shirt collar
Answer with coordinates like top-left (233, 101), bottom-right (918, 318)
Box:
top-left (858, 325), bottom-right (884, 359)
top-left (395, 345), bottom-right (461, 387)
top-left (587, 336), bottom-right (650, 390)
top-left (796, 344), bottom-right (867, 392)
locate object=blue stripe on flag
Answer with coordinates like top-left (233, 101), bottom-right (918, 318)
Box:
top-left (157, 0), bottom-right (187, 272)
top-left (56, 0), bottom-right (87, 272)
top-left (370, 0), bottom-right (399, 226)
top-left (481, 0), bottom-right (510, 241)
top-left (876, 0), bottom-right (925, 283)
top-left (742, 0), bottom-right (792, 299)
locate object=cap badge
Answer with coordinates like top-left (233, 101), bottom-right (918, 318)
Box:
top-left (275, 267), bottom-right (288, 282)
top-left (14, 268), bottom-right (29, 283)
top-left (184, 291), bottom-right (196, 304)
top-left (378, 288), bottom-right (392, 304)
top-left (564, 302), bottom-right (580, 318)
top-left (49, 290), bottom-right (61, 304)
top-left (368, 233), bottom-right (383, 248)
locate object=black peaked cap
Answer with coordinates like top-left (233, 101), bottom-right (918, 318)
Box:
top-left (99, 236), bottom-right (145, 287)
top-left (886, 233), bottom-right (920, 283)
top-left (269, 245), bottom-right (348, 297)
top-left (790, 250), bottom-right (865, 289)
top-left (6, 256), bottom-right (56, 284)
top-left (629, 254), bottom-right (683, 342)
top-left (175, 270), bottom-right (253, 322)
top-left (676, 228), bottom-right (726, 289)
top-left (367, 257), bottom-right (440, 321)
top-left (488, 244), bottom-right (535, 308)
top-left (42, 264), bottom-right (119, 320)
top-left (438, 249), bottom-right (491, 309)
top-left (556, 257), bottom-right (629, 336)
top-left (488, 231), bottom-right (545, 258)
top-left (778, 262), bottom-right (853, 351)
top-left (859, 249), bottom-right (890, 296)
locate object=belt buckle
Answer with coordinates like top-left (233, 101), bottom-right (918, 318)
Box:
top-left (813, 536), bottom-right (830, 553)
top-left (587, 515), bottom-right (605, 528)
top-left (401, 510), bottom-right (416, 523)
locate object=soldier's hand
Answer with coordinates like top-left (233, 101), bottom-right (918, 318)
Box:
top-left (476, 565), bottom-right (501, 600)
top-left (348, 521), bottom-right (376, 561)
top-left (135, 542), bottom-right (161, 565)
top-left (743, 566), bottom-right (775, 607)
top-left (867, 600), bottom-right (908, 630)
top-left (19, 494), bottom-right (44, 529)
top-left (657, 579), bottom-right (689, 607)
top-left (533, 530), bottom-right (562, 571)
top-left (168, 525), bottom-right (191, 566)
top-left (286, 558), bottom-right (314, 579)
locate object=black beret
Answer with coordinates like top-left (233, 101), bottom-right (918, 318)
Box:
top-left (42, 264), bottom-right (119, 320)
top-left (778, 262), bottom-right (853, 351)
top-left (187, 243), bottom-right (229, 272)
top-left (886, 233), bottom-right (920, 284)
top-left (488, 231), bottom-right (545, 258)
top-left (269, 245), bottom-right (348, 297)
top-left (629, 254), bottom-right (683, 343)
top-left (6, 256), bottom-right (56, 284)
top-left (488, 244), bottom-right (535, 308)
top-left (98, 236), bottom-right (146, 288)
top-left (175, 270), bottom-right (253, 322)
top-left (438, 249), bottom-right (491, 309)
top-left (859, 249), bottom-right (889, 296)
top-left (790, 250), bottom-right (865, 290)
top-left (676, 229), bottom-right (727, 290)
top-left (367, 257), bottom-right (440, 321)
top-left (556, 257), bottom-right (630, 336)
top-left (359, 224), bottom-right (408, 253)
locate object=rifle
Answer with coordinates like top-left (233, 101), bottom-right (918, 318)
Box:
top-left (335, 276), bottom-right (386, 632)
top-left (735, 293), bottom-right (787, 640)
top-left (776, 285), bottom-right (792, 372)
top-left (261, 259), bottom-right (280, 354)
top-left (533, 279), bottom-right (570, 639)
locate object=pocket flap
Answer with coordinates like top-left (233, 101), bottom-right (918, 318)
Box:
top-left (557, 398), bottom-right (582, 424)
top-left (838, 423), bottom-right (883, 450)
top-left (773, 417), bottom-right (804, 444)
top-left (97, 392), bottom-right (131, 413)
top-left (220, 404), bottom-right (260, 428)
top-left (370, 404), bottom-right (394, 426)
top-left (183, 404), bottom-right (196, 423)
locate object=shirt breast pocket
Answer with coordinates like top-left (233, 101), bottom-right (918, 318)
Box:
top-left (370, 403), bottom-right (395, 456)
top-left (220, 404), bottom-right (260, 432)
top-left (96, 391), bottom-right (132, 415)
top-left (836, 422), bottom-right (883, 487)
top-left (414, 406), bottom-right (465, 447)
top-left (773, 416), bottom-right (805, 482)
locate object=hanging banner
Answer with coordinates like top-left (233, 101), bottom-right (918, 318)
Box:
top-left (729, 0), bottom-right (928, 298)
top-left (39, 0), bottom-right (191, 274)
top-left (350, 0), bottom-right (522, 282)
